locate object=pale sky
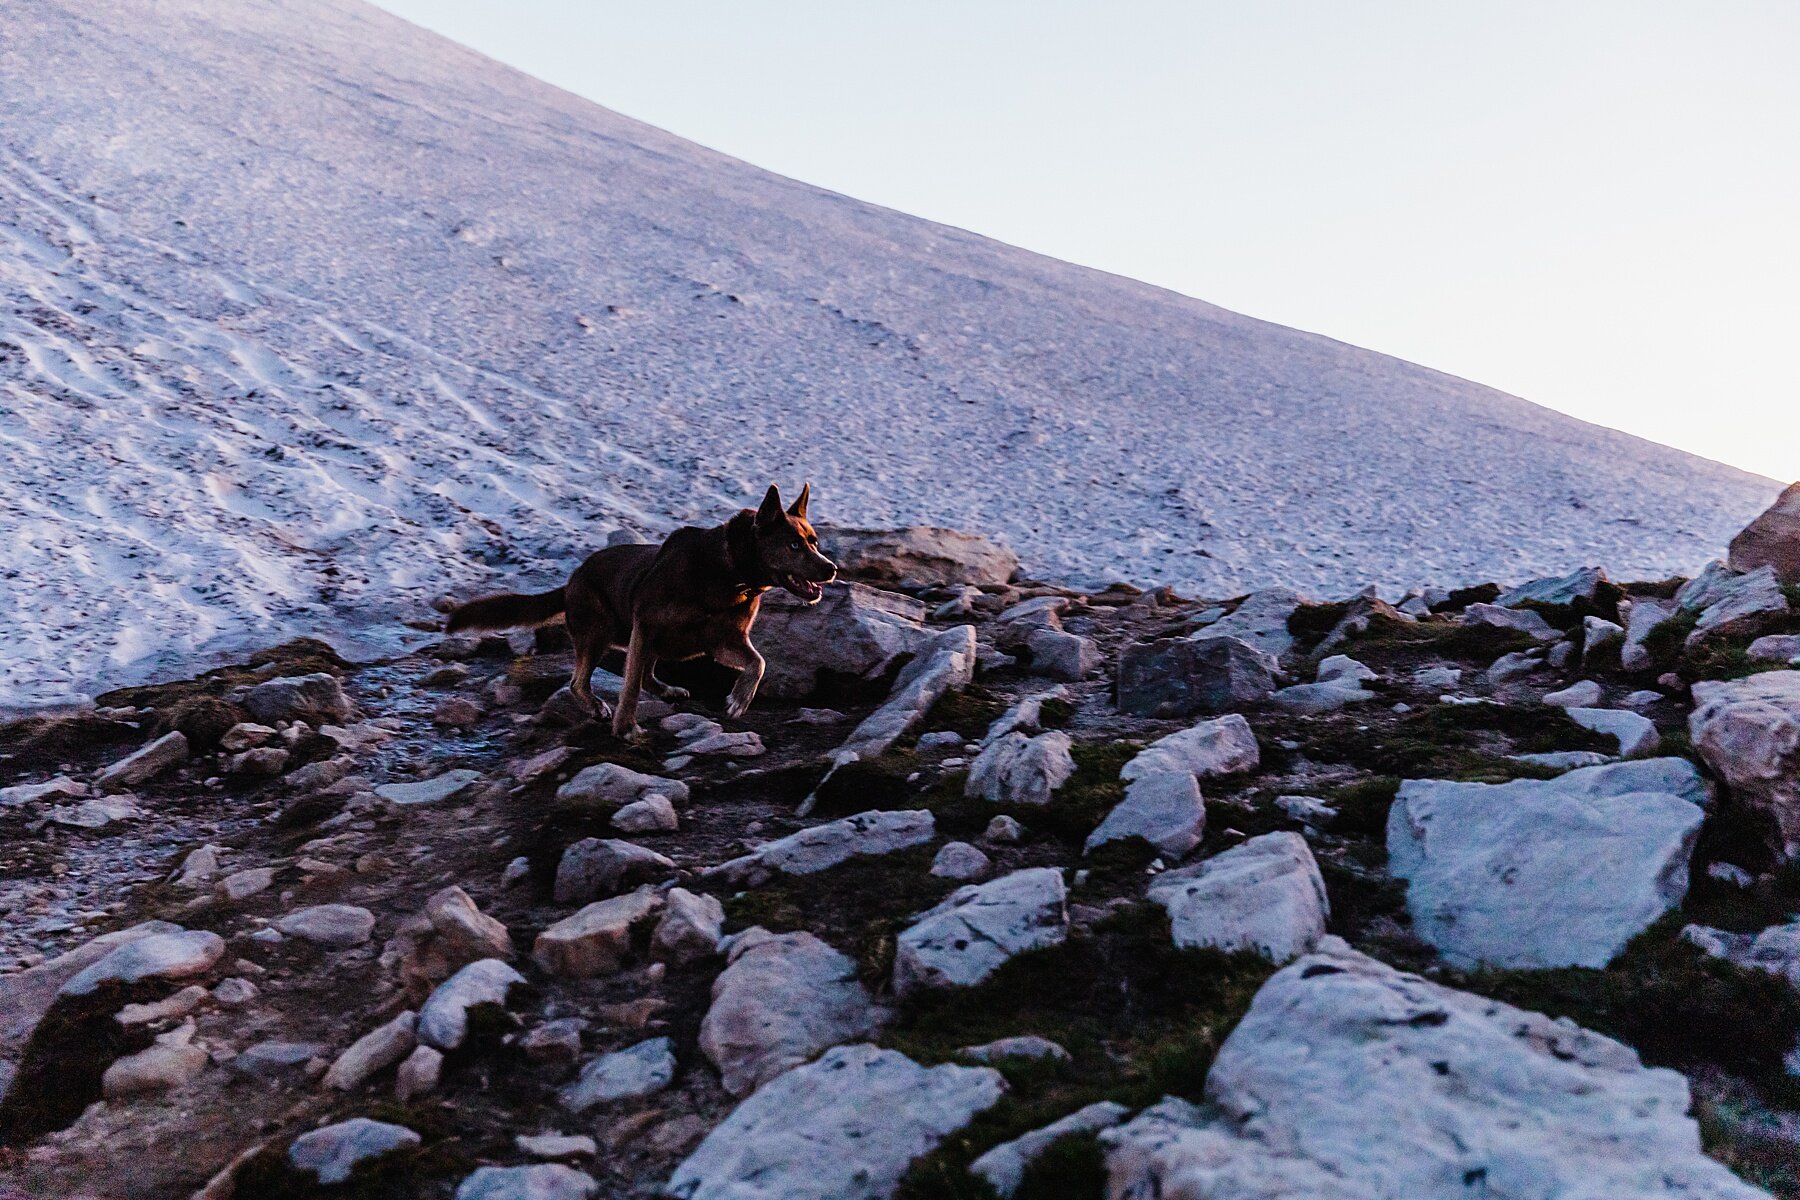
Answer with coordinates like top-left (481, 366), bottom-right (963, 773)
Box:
top-left (374, 1), bottom-right (1799, 482)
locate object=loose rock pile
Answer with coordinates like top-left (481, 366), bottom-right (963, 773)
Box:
top-left (2, 510), bottom-right (1800, 1198)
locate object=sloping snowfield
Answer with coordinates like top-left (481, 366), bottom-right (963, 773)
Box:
top-left (0, 0), bottom-right (1780, 710)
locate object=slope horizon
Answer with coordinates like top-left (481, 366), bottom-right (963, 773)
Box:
top-left (0, 0), bottom-right (1783, 711)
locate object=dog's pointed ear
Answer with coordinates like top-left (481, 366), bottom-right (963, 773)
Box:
top-left (756, 484), bottom-right (784, 527)
top-left (787, 482), bottom-right (810, 520)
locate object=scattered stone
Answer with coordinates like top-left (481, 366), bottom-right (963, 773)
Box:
top-left (1387, 759), bottom-right (1707, 967)
top-left (1497, 566), bottom-right (1610, 609)
top-left (700, 927), bottom-right (886, 1096)
top-left (753, 583), bottom-right (934, 699)
top-left (0, 775), bottom-right (86, 807)
top-left (215, 867), bottom-right (276, 902)
top-left (386, 885), bottom-right (515, 998)
top-left (1749, 633), bottom-right (1800, 665)
top-left (232, 1039), bottom-right (327, 1079)
top-left (1271, 655), bottom-right (1377, 715)
top-left (651, 888), bottom-right (725, 965)
top-left (1708, 861), bottom-right (1757, 888)
top-left (1198, 589), bottom-right (1305, 661)
top-left (418, 959), bottom-right (527, 1050)
top-left (515, 1133), bottom-right (598, 1160)
top-left (1684, 920), bottom-right (1800, 988)
top-left (1276, 794), bottom-right (1338, 826)
top-left (1148, 832), bottom-right (1329, 963)
top-left (1690, 670), bottom-right (1800, 861)
top-left (276, 903), bottom-right (376, 948)
top-left (456, 1164), bottom-right (598, 1200)
top-left (241, 673), bottom-right (353, 725)
top-left (972, 1101), bottom-right (1130, 1199)
top-left (102, 1020), bottom-right (208, 1098)
top-left (791, 707), bottom-right (848, 725)
top-left (1622, 688), bottom-right (1666, 707)
top-left (667, 1044), bottom-right (1004, 1200)
top-left (706, 810), bottom-right (936, 888)
top-left (819, 525), bottom-right (1019, 589)
top-left (930, 841), bottom-right (991, 881)
top-left (1686, 564), bottom-right (1789, 644)
top-left (1583, 616), bottom-right (1626, 665)
top-left (1621, 598), bottom-right (1680, 671)
top-left (555, 762), bottom-right (689, 810)
top-left (49, 794), bottom-right (143, 828)
top-left (1122, 713), bottom-right (1260, 782)
top-left (828, 624), bottom-right (979, 766)
top-left (611, 794), bottom-right (679, 833)
top-left (1410, 665), bottom-right (1461, 689)
top-left (523, 1017), bottom-right (588, 1064)
top-left (534, 889), bottom-right (665, 978)
top-left (433, 696), bottom-right (484, 729)
top-left (395, 1044), bottom-right (442, 1101)
top-left (117, 984), bottom-right (209, 1026)
top-left (1105, 938), bottom-right (1763, 1199)
top-left (324, 1011), bottom-right (417, 1091)
top-left (1729, 481), bottom-right (1800, 583)
top-left (1117, 635), bottom-right (1278, 718)
top-left (1085, 771), bottom-right (1205, 859)
top-left (227, 746), bottom-right (290, 776)
top-left (95, 731), bottom-right (188, 791)
top-left (210, 977), bottom-right (259, 1007)
top-left (894, 867), bottom-right (1067, 997)
top-left (561, 1036), bottom-right (676, 1111)
top-left (218, 722), bottom-right (277, 752)
top-left (553, 838), bottom-right (677, 904)
top-left (983, 815), bottom-right (1023, 844)
top-left (503, 856), bottom-right (531, 886)
top-left (1565, 706), bottom-right (1661, 758)
top-left (964, 730), bottom-right (1074, 806)
top-left (60, 928), bottom-right (225, 997)
top-left (916, 730), bottom-right (965, 749)
top-left (959, 1036), bottom-right (1070, 1065)
top-left (376, 768), bottom-right (485, 806)
top-left (288, 1117), bottom-right (419, 1186)
top-left (284, 754), bottom-right (354, 792)
top-left (513, 745), bottom-right (574, 784)
top-left (685, 730), bottom-right (767, 757)
top-left (1460, 602), bottom-right (1560, 642)
top-left (1485, 650), bottom-right (1541, 683)
top-left (1018, 627), bottom-right (1100, 681)
top-left (0, 921), bottom-right (181, 1046)
top-left (1312, 590), bottom-right (1414, 655)
top-left (1510, 749), bottom-right (1615, 771)
top-left (1544, 679), bottom-right (1602, 707)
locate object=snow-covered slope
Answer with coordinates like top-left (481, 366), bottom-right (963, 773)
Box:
top-left (0, 0), bottom-right (1779, 710)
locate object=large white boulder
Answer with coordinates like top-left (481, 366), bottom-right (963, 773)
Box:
top-left (699, 928), bottom-right (885, 1096)
top-left (1690, 670), bottom-right (1800, 861)
top-left (893, 867), bottom-right (1067, 997)
top-left (666, 1044), bottom-right (1004, 1200)
top-left (817, 526), bottom-right (1019, 589)
top-left (1100, 938), bottom-right (1771, 1200)
top-left (1387, 759), bottom-right (1706, 968)
top-left (705, 810), bottom-right (935, 888)
top-left (753, 582), bottom-right (935, 699)
top-left (964, 730), bottom-right (1075, 806)
top-left (1565, 706), bottom-right (1661, 758)
top-left (1685, 564), bottom-right (1790, 645)
top-left (1085, 772), bottom-right (1205, 859)
top-left (1146, 832), bottom-right (1328, 963)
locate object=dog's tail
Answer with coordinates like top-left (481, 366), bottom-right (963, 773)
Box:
top-left (445, 587), bottom-right (567, 634)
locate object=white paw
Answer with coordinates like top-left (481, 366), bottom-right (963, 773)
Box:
top-left (725, 694), bottom-right (751, 719)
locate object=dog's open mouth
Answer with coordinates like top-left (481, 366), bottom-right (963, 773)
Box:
top-left (781, 575), bottom-right (825, 604)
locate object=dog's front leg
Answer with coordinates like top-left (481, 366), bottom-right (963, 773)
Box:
top-left (612, 624), bottom-right (652, 741)
top-left (716, 639), bottom-right (766, 720)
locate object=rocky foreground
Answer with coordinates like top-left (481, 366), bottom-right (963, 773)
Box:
top-left (2, 499), bottom-right (1800, 1199)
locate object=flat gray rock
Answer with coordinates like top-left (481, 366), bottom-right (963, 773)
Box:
top-left (276, 903), bottom-right (376, 948)
top-left (1147, 832), bottom-right (1328, 962)
top-left (972, 1101), bottom-right (1129, 1198)
top-left (964, 730), bottom-right (1074, 806)
top-left (417, 958), bottom-right (526, 1050)
top-left (288, 1117), bottom-right (419, 1186)
top-left (456, 1164), bottom-right (599, 1200)
top-left (1120, 714), bottom-right (1260, 782)
top-left (553, 837), bottom-right (677, 904)
top-left (667, 1044), bottom-right (1004, 1200)
top-left (706, 810), bottom-right (935, 888)
top-left (893, 867), bottom-right (1067, 997)
top-left (376, 768), bottom-right (484, 806)
top-left (560, 1036), bottom-right (675, 1112)
top-left (1085, 771), bottom-right (1205, 859)
top-left (699, 928), bottom-right (885, 1096)
top-left (60, 928), bottom-right (224, 997)
top-left (1388, 760), bottom-right (1706, 968)
top-left (555, 761), bottom-right (689, 809)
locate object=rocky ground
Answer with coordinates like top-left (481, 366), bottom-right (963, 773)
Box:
top-left (2, 501), bottom-right (1800, 1200)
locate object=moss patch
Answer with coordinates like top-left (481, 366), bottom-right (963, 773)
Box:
top-left (95, 638), bottom-right (350, 712)
top-left (921, 685), bottom-right (1013, 742)
top-left (1264, 703), bottom-right (1598, 784)
top-left (719, 844), bottom-right (956, 981)
top-left (889, 905), bottom-right (1274, 1199)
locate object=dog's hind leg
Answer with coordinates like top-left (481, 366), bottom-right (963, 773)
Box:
top-left (612, 623), bottom-right (652, 740)
top-left (714, 637), bottom-right (766, 720)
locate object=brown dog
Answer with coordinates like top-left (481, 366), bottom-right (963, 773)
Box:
top-left (444, 484), bottom-right (836, 738)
